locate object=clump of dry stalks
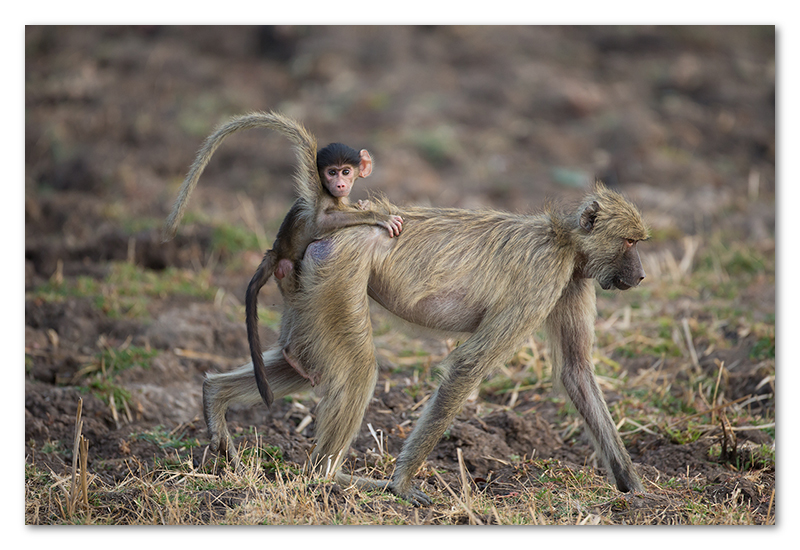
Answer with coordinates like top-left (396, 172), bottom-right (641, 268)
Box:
top-left (45, 398), bottom-right (92, 520)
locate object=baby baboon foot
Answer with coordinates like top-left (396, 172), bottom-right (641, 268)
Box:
top-left (274, 258), bottom-right (293, 280)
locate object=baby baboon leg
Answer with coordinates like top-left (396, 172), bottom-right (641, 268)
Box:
top-left (545, 278), bottom-right (644, 493)
top-left (282, 345), bottom-right (319, 386)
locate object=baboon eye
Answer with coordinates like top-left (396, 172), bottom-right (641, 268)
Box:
top-left (342, 168), bottom-right (351, 176)
top-left (625, 238), bottom-right (635, 247)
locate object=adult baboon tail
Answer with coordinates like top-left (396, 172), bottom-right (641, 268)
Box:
top-left (163, 111), bottom-right (319, 241)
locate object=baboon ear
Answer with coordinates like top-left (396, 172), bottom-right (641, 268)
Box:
top-left (580, 201), bottom-right (600, 232)
top-left (358, 149), bottom-right (373, 178)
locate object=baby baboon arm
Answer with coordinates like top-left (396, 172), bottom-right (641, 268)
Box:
top-left (376, 215), bottom-right (404, 238)
top-left (317, 208), bottom-right (403, 238)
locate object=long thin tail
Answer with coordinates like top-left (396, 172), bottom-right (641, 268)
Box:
top-left (246, 250), bottom-right (278, 407)
top-left (163, 111), bottom-right (319, 241)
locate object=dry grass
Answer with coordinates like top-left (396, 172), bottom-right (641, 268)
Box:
top-left (26, 432), bottom-right (773, 525)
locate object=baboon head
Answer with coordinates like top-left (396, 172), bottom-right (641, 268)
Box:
top-left (316, 143), bottom-right (372, 198)
top-left (576, 183), bottom-right (650, 291)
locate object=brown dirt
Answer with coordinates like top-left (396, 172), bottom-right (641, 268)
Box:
top-left (24, 26), bottom-right (774, 524)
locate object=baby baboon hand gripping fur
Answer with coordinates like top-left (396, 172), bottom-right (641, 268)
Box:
top-left (201, 180), bottom-right (650, 506)
top-left (163, 111), bottom-right (403, 406)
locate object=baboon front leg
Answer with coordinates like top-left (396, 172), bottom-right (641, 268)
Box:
top-left (546, 279), bottom-right (644, 493)
top-left (202, 346), bottom-right (311, 468)
top-left (560, 365), bottom-right (643, 492)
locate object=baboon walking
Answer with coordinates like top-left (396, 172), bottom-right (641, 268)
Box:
top-left (202, 183), bottom-right (649, 505)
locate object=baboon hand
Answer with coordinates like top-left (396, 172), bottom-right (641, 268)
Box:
top-left (356, 199), bottom-right (372, 210)
top-left (379, 215), bottom-right (404, 238)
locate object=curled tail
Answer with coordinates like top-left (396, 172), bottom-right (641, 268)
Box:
top-left (246, 249), bottom-right (279, 407)
top-left (163, 111), bottom-right (320, 241)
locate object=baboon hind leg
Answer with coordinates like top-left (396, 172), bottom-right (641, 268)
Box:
top-left (387, 320), bottom-right (533, 506)
top-left (301, 327), bottom-right (379, 478)
top-left (202, 346), bottom-right (311, 469)
top-left (306, 360), bottom-right (379, 479)
top-left (293, 238), bottom-right (382, 488)
top-left (545, 278), bottom-right (644, 493)
top-left (376, 299), bottom-right (555, 506)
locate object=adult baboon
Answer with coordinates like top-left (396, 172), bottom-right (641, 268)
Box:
top-left (202, 182), bottom-right (649, 506)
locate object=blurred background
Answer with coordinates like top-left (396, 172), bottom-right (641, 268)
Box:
top-left (25, 26), bottom-right (774, 235)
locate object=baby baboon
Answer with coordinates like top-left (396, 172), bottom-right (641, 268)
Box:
top-left (202, 182), bottom-right (650, 506)
top-left (163, 111), bottom-right (403, 406)
top-left (247, 140), bottom-right (402, 403)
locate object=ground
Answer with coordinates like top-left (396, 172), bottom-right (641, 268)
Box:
top-left (24, 26), bottom-right (775, 525)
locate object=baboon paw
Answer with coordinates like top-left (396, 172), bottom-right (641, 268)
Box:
top-left (616, 476), bottom-right (645, 494)
top-left (404, 489), bottom-right (433, 507)
top-left (209, 431), bottom-right (232, 455)
top-left (389, 483), bottom-right (432, 507)
top-left (209, 435), bottom-right (242, 471)
top-left (619, 491), bottom-right (669, 507)
top-left (209, 427), bottom-right (229, 452)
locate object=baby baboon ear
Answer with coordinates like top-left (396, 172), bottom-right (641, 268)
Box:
top-left (580, 200), bottom-right (600, 232)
